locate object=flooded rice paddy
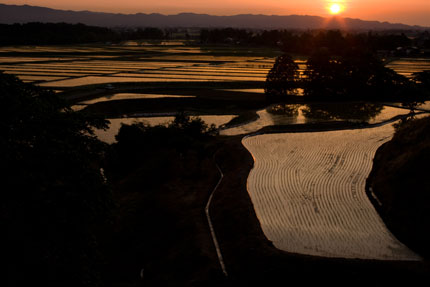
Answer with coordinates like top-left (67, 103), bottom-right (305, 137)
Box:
top-left (388, 101), bottom-right (430, 112)
top-left (39, 75), bottom-right (209, 87)
top-left (79, 93), bottom-right (196, 105)
top-left (0, 44), bottom-right (276, 85)
top-left (242, 124), bottom-right (421, 260)
top-left (219, 88), bottom-right (265, 93)
top-left (386, 58), bottom-right (430, 78)
top-left (1, 44), bottom-right (427, 89)
top-left (221, 103), bottom-right (412, 135)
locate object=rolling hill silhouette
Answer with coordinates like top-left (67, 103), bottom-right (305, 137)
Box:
top-left (0, 4), bottom-right (427, 30)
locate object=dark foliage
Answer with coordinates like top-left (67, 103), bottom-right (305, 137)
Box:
top-left (302, 49), bottom-right (346, 99)
top-left (302, 49), bottom-right (413, 100)
top-left (1, 73), bottom-right (111, 287)
top-left (200, 28), bottom-right (252, 44)
top-left (0, 23), bottom-right (117, 45)
top-left (412, 70), bottom-right (430, 93)
top-left (265, 49), bottom-right (421, 101)
top-left (118, 27), bottom-right (165, 42)
top-left (102, 114), bottom-right (221, 285)
top-left (265, 54), bottom-right (300, 98)
top-left (0, 23), bottom-right (165, 45)
top-left (200, 28), bottom-right (428, 55)
top-left (107, 113), bottom-right (217, 179)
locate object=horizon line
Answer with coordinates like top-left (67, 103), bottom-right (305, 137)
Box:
top-left (1, 3), bottom-right (428, 28)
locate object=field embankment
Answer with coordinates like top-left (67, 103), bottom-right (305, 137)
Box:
top-left (367, 116), bottom-right (430, 259)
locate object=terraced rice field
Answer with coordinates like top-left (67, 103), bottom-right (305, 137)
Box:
top-left (219, 88), bottom-right (265, 93)
top-left (79, 93), bottom-right (196, 105)
top-left (112, 72), bottom-right (266, 81)
top-left (39, 75), bottom-right (210, 87)
top-left (418, 101), bottom-right (430, 111)
top-left (0, 57), bottom-right (80, 63)
top-left (0, 55), bottom-right (273, 85)
top-left (386, 58), bottom-right (430, 77)
top-left (1, 44), bottom-right (427, 88)
top-left (16, 75), bottom-right (69, 82)
top-left (388, 101), bottom-right (430, 112)
top-left (242, 124), bottom-right (420, 260)
top-left (0, 43), bottom-right (280, 87)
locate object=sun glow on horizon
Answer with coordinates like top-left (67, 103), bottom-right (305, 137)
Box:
top-left (328, 2), bottom-right (345, 15)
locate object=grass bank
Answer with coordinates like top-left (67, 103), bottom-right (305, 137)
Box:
top-left (367, 116), bottom-right (430, 259)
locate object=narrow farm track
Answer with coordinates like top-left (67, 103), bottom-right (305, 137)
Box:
top-left (242, 124), bottom-right (421, 260)
top-left (205, 162), bottom-right (228, 277)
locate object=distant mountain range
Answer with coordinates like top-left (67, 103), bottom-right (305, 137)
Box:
top-left (0, 4), bottom-right (428, 30)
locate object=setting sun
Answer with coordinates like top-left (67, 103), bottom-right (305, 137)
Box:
top-left (329, 3), bottom-right (344, 15)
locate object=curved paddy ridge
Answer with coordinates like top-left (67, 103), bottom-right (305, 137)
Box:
top-left (242, 124), bottom-right (421, 260)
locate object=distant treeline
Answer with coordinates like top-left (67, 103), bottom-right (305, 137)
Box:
top-left (0, 22), bottom-right (166, 45)
top-left (2, 23), bottom-right (430, 54)
top-left (200, 28), bottom-right (430, 55)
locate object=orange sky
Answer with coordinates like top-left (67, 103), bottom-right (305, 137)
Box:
top-left (2, 0), bottom-right (430, 26)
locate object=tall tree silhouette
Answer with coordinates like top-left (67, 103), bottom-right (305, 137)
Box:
top-left (303, 49), bottom-right (412, 100)
top-left (265, 54), bottom-right (300, 98)
top-left (302, 49), bottom-right (344, 99)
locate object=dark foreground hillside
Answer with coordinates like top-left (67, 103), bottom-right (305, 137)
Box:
top-left (367, 116), bottom-right (430, 259)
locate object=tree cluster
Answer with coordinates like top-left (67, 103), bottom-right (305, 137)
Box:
top-left (1, 73), bottom-right (111, 286)
top-left (201, 28), bottom-right (430, 55)
top-left (116, 27), bottom-right (165, 41)
top-left (101, 113), bottom-right (220, 285)
top-left (0, 23), bottom-right (166, 45)
top-left (302, 49), bottom-right (412, 100)
top-left (265, 54), bottom-right (300, 97)
top-left (107, 113), bottom-right (217, 179)
top-left (1, 73), bottom-right (222, 286)
top-left (265, 50), bottom-right (429, 101)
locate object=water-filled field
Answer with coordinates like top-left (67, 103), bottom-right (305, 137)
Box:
top-left (79, 93), bottom-right (196, 105)
top-left (388, 101), bottom-right (430, 112)
top-left (1, 44), bottom-right (427, 89)
top-left (15, 75), bottom-right (69, 82)
top-left (39, 75), bottom-right (210, 87)
top-left (0, 43), bottom-right (277, 85)
top-left (220, 88), bottom-right (265, 93)
top-left (242, 124), bottom-right (420, 260)
top-left (221, 103), bottom-right (412, 135)
top-left (386, 58), bottom-right (430, 77)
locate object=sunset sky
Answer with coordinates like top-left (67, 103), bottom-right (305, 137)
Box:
top-left (2, 0), bottom-right (430, 26)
